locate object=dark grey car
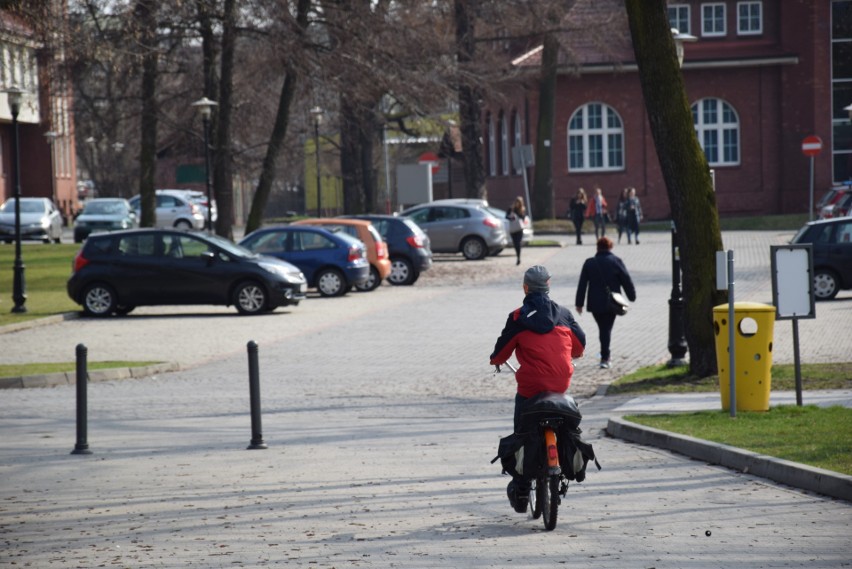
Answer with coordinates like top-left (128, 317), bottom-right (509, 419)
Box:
top-left (791, 218), bottom-right (852, 300)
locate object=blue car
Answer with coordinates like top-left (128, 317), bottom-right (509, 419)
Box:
top-left (239, 226), bottom-right (369, 297)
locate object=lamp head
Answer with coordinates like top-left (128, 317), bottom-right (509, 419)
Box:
top-left (192, 96), bottom-right (218, 120)
top-left (5, 84), bottom-right (24, 116)
top-left (845, 103), bottom-right (852, 121)
top-left (671, 28), bottom-right (697, 68)
top-left (310, 106), bottom-right (323, 126)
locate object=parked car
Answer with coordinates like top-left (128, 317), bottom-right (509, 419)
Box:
top-left (0, 197), bottom-right (63, 244)
top-left (790, 217), bottom-right (852, 300)
top-left (400, 201), bottom-right (508, 260)
top-left (128, 191), bottom-right (205, 229)
top-left (73, 198), bottom-right (138, 242)
top-left (818, 186), bottom-right (852, 219)
top-left (292, 218), bottom-right (391, 291)
top-left (427, 198), bottom-right (534, 248)
top-left (67, 229), bottom-right (307, 316)
top-left (239, 226), bottom-right (369, 297)
top-left (158, 189), bottom-right (218, 228)
top-left (342, 214), bottom-right (432, 285)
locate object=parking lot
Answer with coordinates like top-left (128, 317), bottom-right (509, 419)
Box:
top-left (1, 229), bottom-right (851, 567)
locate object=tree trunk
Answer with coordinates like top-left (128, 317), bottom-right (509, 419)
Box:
top-left (532, 32), bottom-right (557, 220)
top-left (455, 0), bottom-right (486, 199)
top-left (340, 96), bottom-right (365, 214)
top-left (135, 0), bottom-right (158, 228)
top-left (625, 0), bottom-right (727, 377)
top-left (213, 0), bottom-right (236, 239)
top-left (244, 0), bottom-right (309, 234)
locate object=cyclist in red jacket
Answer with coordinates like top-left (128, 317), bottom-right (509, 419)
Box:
top-left (490, 265), bottom-right (586, 512)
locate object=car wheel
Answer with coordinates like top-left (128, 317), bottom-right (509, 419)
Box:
top-left (813, 269), bottom-right (840, 300)
top-left (114, 305), bottom-right (136, 316)
top-left (355, 266), bottom-right (382, 292)
top-left (461, 236), bottom-right (487, 260)
top-left (82, 283), bottom-right (117, 317)
top-left (388, 257), bottom-right (415, 286)
top-left (316, 268), bottom-right (347, 297)
top-left (174, 219), bottom-right (192, 230)
top-left (233, 281), bottom-right (268, 314)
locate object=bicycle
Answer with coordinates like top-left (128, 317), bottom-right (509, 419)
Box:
top-left (492, 363), bottom-right (599, 531)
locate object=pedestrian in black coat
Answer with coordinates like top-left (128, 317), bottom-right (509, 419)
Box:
top-left (574, 236), bottom-right (636, 368)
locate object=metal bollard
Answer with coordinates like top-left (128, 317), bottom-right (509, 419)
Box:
top-left (246, 341), bottom-right (268, 450)
top-left (71, 344), bottom-right (93, 455)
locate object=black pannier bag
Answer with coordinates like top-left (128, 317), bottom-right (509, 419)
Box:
top-left (557, 427), bottom-right (601, 482)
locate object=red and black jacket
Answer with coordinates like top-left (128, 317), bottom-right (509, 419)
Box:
top-left (490, 293), bottom-right (586, 398)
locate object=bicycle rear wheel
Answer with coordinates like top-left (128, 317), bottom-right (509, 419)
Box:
top-left (541, 475), bottom-right (559, 531)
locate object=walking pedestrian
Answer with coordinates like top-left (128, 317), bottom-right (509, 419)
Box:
top-left (568, 188), bottom-right (588, 245)
top-left (585, 186), bottom-right (608, 239)
top-left (625, 187), bottom-right (643, 244)
top-left (616, 188), bottom-right (629, 244)
top-left (574, 236), bottom-right (636, 369)
top-left (505, 196), bottom-right (529, 265)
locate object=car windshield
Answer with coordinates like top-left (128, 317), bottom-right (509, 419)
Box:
top-left (1, 199), bottom-right (45, 214)
top-left (82, 201), bottom-right (128, 215)
top-left (203, 233), bottom-right (255, 258)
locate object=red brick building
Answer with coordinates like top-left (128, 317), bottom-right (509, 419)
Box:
top-left (0, 10), bottom-right (78, 221)
top-left (481, 0), bottom-right (845, 220)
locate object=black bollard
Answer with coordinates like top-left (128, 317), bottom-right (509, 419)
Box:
top-left (246, 341), bottom-right (268, 450)
top-left (71, 344), bottom-right (92, 455)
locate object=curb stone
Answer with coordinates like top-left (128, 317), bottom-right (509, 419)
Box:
top-left (606, 416), bottom-right (852, 502)
top-left (0, 362), bottom-right (181, 389)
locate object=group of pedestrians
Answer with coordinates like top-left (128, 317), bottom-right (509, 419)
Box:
top-left (567, 185), bottom-right (643, 245)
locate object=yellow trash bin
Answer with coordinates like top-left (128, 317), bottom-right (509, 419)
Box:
top-left (713, 302), bottom-right (776, 411)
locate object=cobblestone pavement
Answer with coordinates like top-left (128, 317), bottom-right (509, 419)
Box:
top-left (1, 230), bottom-right (850, 567)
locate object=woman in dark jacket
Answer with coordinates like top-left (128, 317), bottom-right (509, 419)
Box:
top-left (574, 236), bottom-right (636, 369)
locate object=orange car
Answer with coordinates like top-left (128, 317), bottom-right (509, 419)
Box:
top-left (293, 218), bottom-right (391, 291)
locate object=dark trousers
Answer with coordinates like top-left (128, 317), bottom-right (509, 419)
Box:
top-left (513, 392), bottom-right (529, 433)
top-left (592, 311), bottom-right (617, 361)
top-left (593, 214), bottom-right (607, 239)
top-left (572, 216), bottom-right (583, 244)
top-left (510, 231), bottom-right (523, 261)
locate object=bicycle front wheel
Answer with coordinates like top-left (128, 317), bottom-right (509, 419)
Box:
top-left (530, 478), bottom-right (543, 519)
top-left (541, 475), bottom-right (559, 531)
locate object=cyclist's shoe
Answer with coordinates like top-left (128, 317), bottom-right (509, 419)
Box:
top-left (507, 480), bottom-right (530, 513)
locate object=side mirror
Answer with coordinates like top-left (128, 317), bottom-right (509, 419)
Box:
top-left (201, 250), bottom-right (215, 265)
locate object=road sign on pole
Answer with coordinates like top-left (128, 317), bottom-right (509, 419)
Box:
top-left (801, 135), bottom-right (823, 221)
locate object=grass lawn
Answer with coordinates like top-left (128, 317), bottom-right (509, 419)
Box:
top-left (613, 363), bottom-right (852, 475)
top-left (0, 361), bottom-right (160, 379)
top-left (0, 243), bottom-right (80, 326)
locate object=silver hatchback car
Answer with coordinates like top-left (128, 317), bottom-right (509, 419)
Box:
top-left (128, 191), bottom-right (206, 230)
top-left (400, 202), bottom-right (508, 260)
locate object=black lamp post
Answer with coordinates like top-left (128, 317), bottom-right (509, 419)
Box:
top-left (666, 28), bottom-right (696, 366)
top-left (7, 85), bottom-right (26, 313)
top-left (310, 106), bottom-right (323, 217)
top-left (192, 97), bottom-right (217, 233)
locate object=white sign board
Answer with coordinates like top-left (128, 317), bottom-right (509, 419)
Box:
top-left (716, 250), bottom-right (728, 290)
top-left (396, 163), bottom-right (433, 208)
top-left (770, 245), bottom-right (815, 320)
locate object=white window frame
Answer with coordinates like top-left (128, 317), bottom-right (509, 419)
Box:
top-left (488, 115), bottom-right (497, 177)
top-left (500, 112), bottom-right (510, 176)
top-left (737, 1), bottom-right (763, 35)
top-left (668, 4), bottom-right (691, 35)
top-left (691, 98), bottom-right (740, 167)
top-left (701, 3), bottom-right (727, 37)
top-left (567, 102), bottom-right (624, 173)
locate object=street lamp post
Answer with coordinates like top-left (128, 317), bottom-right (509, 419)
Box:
top-left (310, 106), bottom-right (323, 217)
top-left (7, 85), bottom-right (26, 313)
top-left (665, 29), bottom-right (696, 367)
top-left (192, 97), bottom-right (217, 233)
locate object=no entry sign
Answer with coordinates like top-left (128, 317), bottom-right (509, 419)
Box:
top-left (418, 151), bottom-right (440, 174)
top-left (801, 135), bottom-right (823, 157)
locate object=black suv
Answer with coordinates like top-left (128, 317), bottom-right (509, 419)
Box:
top-left (344, 214), bottom-right (433, 285)
top-left (67, 229), bottom-right (307, 316)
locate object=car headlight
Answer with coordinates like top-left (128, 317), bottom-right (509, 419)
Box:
top-left (259, 261), bottom-right (303, 283)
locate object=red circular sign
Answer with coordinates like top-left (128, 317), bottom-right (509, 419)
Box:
top-left (801, 135), bottom-right (823, 157)
top-left (418, 151), bottom-right (440, 174)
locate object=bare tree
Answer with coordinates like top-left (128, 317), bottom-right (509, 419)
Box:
top-left (625, 0), bottom-right (726, 377)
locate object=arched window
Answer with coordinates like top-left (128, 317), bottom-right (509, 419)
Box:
top-left (567, 103), bottom-right (624, 171)
top-left (500, 112), bottom-right (510, 176)
top-left (691, 98), bottom-right (740, 166)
